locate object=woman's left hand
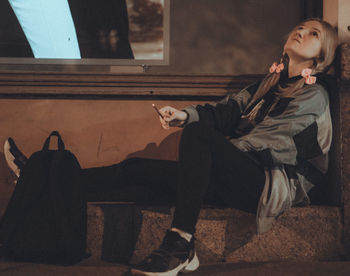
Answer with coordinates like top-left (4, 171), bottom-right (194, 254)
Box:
top-left (158, 106), bottom-right (188, 129)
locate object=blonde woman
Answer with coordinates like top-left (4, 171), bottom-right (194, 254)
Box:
top-left (5, 18), bottom-right (338, 276)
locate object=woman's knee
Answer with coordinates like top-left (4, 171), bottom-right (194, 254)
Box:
top-left (182, 121), bottom-right (209, 138)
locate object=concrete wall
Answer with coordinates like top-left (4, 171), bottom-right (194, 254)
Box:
top-left (340, 43), bottom-right (350, 258)
top-left (0, 98), bottom-right (201, 216)
top-left (0, 99), bottom-right (194, 169)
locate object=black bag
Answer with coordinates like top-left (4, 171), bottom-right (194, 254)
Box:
top-left (0, 131), bottom-right (88, 264)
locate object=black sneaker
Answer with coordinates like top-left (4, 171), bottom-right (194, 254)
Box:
top-left (4, 137), bottom-right (27, 178)
top-left (131, 230), bottom-right (199, 276)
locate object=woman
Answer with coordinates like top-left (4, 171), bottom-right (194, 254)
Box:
top-left (4, 18), bottom-right (338, 276)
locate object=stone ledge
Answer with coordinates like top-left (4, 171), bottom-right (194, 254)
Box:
top-left (86, 203), bottom-right (343, 264)
top-left (341, 43), bottom-right (350, 81)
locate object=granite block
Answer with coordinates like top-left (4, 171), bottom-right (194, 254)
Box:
top-left (341, 43), bottom-right (350, 81)
top-left (86, 204), bottom-right (343, 264)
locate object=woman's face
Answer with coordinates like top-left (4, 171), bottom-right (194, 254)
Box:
top-left (284, 20), bottom-right (323, 62)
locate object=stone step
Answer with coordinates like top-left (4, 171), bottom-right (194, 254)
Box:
top-left (0, 261), bottom-right (350, 276)
top-left (2, 260), bottom-right (350, 276)
top-left (86, 203), bottom-right (344, 265)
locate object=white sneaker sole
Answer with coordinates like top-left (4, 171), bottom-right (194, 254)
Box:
top-left (181, 251), bottom-right (200, 273)
top-left (131, 251), bottom-right (200, 276)
top-left (4, 140), bottom-right (20, 178)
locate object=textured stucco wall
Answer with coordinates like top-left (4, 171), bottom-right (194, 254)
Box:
top-left (0, 99), bottom-right (201, 169)
top-left (340, 43), bottom-right (350, 258)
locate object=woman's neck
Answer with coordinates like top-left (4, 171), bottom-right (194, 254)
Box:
top-left (288, 58), bottom-right (314, 78)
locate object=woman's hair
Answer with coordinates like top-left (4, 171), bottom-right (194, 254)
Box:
top-left (248, 18), bottom-right (338, 105)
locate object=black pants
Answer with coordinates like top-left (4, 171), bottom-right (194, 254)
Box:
top-left (83, 122), bottom-right (266, 234)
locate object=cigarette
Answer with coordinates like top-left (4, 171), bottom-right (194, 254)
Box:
top-left (152, 104), bottom-right (164, 119)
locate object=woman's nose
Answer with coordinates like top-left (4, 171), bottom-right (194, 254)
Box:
top-left (296, 29), bottom-right (305, 38)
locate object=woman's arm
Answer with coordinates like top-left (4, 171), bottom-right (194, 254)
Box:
top-left (232, 84), bottom-right (332, 166)
top-left (181, 82), bottom-right (261, 136)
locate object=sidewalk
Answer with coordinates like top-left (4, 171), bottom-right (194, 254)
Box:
top-left (1, 260), bottom-right (350, 276)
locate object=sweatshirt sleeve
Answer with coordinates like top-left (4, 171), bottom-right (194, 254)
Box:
top-left (231, 84), bottom-right (332, 166)
top-left (182, 82), bottom-right (260, 136)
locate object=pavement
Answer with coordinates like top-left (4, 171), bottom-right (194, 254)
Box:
top-left (1, 260), bottom-right (350, 276)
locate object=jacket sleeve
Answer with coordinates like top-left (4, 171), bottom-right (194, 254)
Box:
top-left (231, 84), bottom-right (332, 166)
top-left (182, 82), bottom-right (260, 136)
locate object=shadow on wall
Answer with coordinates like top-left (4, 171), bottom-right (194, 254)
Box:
top-left (126, 130), bottom-right (182, 161)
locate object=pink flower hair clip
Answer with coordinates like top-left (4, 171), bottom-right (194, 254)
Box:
top-left (301, 68), bottom-right (316, 85)
top-left (269, 62), bottom-right (284, 74)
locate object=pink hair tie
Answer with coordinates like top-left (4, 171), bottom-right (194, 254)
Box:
top-left (301, 68), bottom-right (316, 85)
top-left (269, 62), bottom-right (284, 74)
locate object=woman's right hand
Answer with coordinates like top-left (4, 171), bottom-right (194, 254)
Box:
top-left (158, 106), bottom-right (188, 129)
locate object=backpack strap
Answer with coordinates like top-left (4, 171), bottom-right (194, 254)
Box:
top-left (42, 131), bottom-right (65, 151)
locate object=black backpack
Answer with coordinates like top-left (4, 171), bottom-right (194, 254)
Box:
top-left (0, 131), bottom-right (88, 264)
